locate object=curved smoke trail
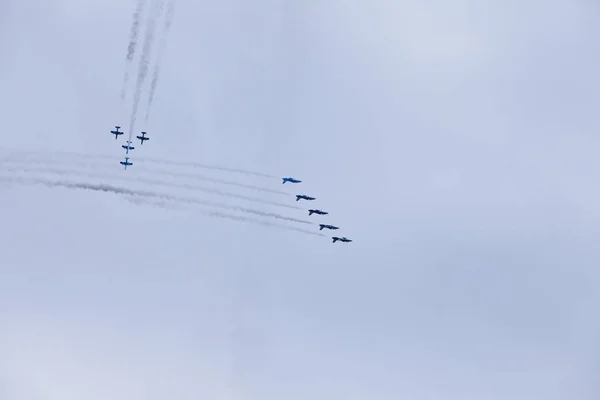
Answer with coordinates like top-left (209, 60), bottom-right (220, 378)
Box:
top-left (0, 148), bottom-right (279, 180)
top-left (0, 175), bottom-right (323, 236)
top-left (142, 156), bottom-right (276, 178)
top-left (1, 164), bottom-right (301, 210)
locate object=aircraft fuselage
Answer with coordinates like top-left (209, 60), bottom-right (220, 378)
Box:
top-left (296, 195), bottom-right (315, 201)
top-left (309, 209), bottom-right (328, 216)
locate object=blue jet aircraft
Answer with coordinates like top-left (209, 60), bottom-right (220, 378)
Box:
top-left (332, 236), bottom-right (352, 243)
top-left (111, 126), bottom-right (123, 139)
top-left (319, 224), bottom-right (339, 231)
top-left (120, 157), bottom-right (133, 170)
top-left (296, 194), bottom-right (315, 201)
top-left (282, 177), bottom-right (302, 184)
top-left (136, 131), bottom-right (149, 144)
top-left (308, 209), bottom-right (328, 216)
top-left (122, 140), bottom-right (135, 154)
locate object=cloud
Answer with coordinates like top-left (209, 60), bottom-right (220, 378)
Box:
top-left (0, 314), bottom-right (236, 400)
top-left (1, 0), bottom-right (599, 398)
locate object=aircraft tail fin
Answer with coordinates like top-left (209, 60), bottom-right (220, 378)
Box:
top-left (309, 210), bottom-right (314, 215)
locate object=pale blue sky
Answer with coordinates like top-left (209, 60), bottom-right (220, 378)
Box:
top-left (1, 0), bottom-right (599, 399)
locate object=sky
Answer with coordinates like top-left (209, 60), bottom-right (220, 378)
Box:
top-left (1, 0), bottom-right (599, 399)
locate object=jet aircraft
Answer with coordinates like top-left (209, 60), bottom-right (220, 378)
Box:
top-left (111, 126), bottom-right (123, 139)
top-left (120, 157), bottom-right (133, 170)
top-left (121, 140), bottom-right (135, 154)
top-left (136, 131), bottom-right (149, 144)
top-left (296, 194), bottom-right (315, 201)
top-left (308, 209), bottom-right (328, 216)
top-left (332, 236), bottom-right (352, 243)
top-left (319, 224), bottom-right (339, 231)
top-left (282, 177), bottom-right (302, 184)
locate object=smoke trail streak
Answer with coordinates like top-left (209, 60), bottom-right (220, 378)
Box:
top-left (143, 156), bottom-right (276, 178)
top-left (145, 0), bottom-right (175, 122)
top-left (0, 148), bottom-right (280, 181)
top-left (141, 168), bottom-right (288, 195)
top-left (2, 164), bottom-right (301, 210)
top-left (128, 0), bottom-right (165, 142)
top-left (126, 0), bottom-right (148, 62)
top-left (121, 0), bottom-right (148, 101)
top-left (1, 155), bottom-right (287, 195)
top-left (1, 173), bottom-right (312, 225)
top-left (124, 196), bottom-right (176, 209)
top-left (197, 210), bottom-right (322, 236)
top-left (0, 175), bottom-right (323, 236)
top-left (110, 173), bottom-right (300, 209)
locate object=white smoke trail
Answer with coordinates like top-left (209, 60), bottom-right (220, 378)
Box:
top-left (0, 164), bottom-right (301, 210)
top-left (145, 0), bottom-right (175, 123)
top-left (128, 0), bottom-right (166, 142)
top-left (0, 175), bottom-right (324, 237)
top-left (0, 148), bottom-right (280, 181)
top-left (121, 0), bottom-right (148, 101)
top-left (1, 170), bottom-right (313, 225)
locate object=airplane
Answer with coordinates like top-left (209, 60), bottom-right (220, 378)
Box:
top-left (308, 209), bottom-right (328, 216)
top-left (296, 194), bottom-right (315, 201)
top-left (111, 126), bottom-right (123, 139)
top-left (120, 157), bottom-right (133, 170)
top-left (282, 177), bottom-right (302, 184)
top-left (332, 236), bottom-right (352, 243)
top-left (319, 224), bottom-right (339, 231)
top-left (121, 140), bottom-right (135, 154)
top-left (136, 131), bottom-right (149, 144)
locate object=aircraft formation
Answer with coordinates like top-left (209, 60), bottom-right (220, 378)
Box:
top-left (111, 126), bottom-right (150, 169)
top-left (110, 0), bottom-right (175, 169)
top-left (283, 176), bottom-right (353, 244)
top-left (99, 0), bottom-right (353, 245)
top-left (0, 145), bottom-right (353, 244)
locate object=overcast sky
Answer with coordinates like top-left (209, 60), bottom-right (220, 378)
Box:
top-left (1, 0), bottom-right (599, 399)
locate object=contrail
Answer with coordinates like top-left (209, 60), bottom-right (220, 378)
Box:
top-left (0, 175), bottom-right (323, 236)
top-left (1, 173), bottom-right (312, 225)
top-left (145, 0), bottom-right (175, 123)
top-left (0, 148), bottom-right (280, 182)
top-left (121, 194), bottom-right (182, 210)
top-left (1, 164), bottom-right (301, 210)
top-left (121, 0), bottom-right (148, 101)
top-left (128, 0), bottom-right (165, 142)
top-left (0, 154), bottom-right (288, 195)
top-left (109, 173), bottom-right (300, 209)
top-left (195, 210), bottom-right (322, 236)
top-left (139, 156), bottom-right (276, 178)
top-left (139, 168), bottom-right (287, 195)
